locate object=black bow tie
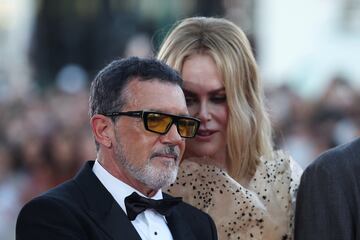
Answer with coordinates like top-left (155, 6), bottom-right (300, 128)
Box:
top-left (124, 192), bottom-right (182, 221)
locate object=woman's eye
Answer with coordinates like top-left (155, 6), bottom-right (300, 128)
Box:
top-left (185, 96), bottom-right (197, 106)
top-left (210, 95), bottom-right (227, 103)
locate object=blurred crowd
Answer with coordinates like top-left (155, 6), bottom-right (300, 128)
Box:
top-left (1, 71), bottom-right (359, 238)
top-left (1, 1), bottom-right (359, 239)
top-left (268, 76), bottom-right (360, 168)
top-left (0, 87), bottom-right (96, 239)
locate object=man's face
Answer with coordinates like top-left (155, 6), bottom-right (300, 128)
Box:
top-left (112, 79), bottom-right (187, 192)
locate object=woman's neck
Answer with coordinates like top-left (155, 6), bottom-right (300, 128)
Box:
top-left (183, 148), bottom-right (228, 172)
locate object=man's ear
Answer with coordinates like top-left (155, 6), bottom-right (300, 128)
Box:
top-left (90, 114), bottom-right (114, 148)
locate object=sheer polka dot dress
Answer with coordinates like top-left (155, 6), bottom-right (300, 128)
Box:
top-left (165, 151), bottom-right (302, 240)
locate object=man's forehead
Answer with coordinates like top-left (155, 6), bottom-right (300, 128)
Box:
top-left (124, 79), bottom-right (188, 114)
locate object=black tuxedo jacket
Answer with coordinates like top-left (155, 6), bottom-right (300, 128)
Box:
top-left (16, 161), bottom-right (217, 240)
top-left (295, 137), bottom-right (360, 240)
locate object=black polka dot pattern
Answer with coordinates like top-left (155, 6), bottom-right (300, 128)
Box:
top-left (165, 150), bottom-right (302, 240)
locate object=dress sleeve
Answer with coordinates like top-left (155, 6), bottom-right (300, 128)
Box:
top-left (248, 151), bottom-right (303, 240)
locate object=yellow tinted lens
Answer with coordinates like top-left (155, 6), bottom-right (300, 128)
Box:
top-left (178, 118), bottom-right (197, 137)
top-left (146, 113), bottom-right (172, 133)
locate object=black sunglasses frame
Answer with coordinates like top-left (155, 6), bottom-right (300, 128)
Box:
top-left (102, 110), bottom-right (200, 138)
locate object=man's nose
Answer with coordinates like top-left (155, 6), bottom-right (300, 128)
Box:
top-left (160, 124), bottom-right (183, 145)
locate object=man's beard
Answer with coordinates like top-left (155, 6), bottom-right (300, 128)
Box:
top-left (114, 138), bottom-right (180, 190)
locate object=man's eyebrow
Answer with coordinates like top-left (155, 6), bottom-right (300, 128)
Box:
top-left (146, 109), bottom-right (191, 117)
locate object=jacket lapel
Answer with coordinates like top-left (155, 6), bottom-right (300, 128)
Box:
top-left (164, 194), bottom-right (197, 240)
top-left (74, 161), bottom-right (141, 240)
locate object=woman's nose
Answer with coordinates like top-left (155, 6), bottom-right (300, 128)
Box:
top-left (197, 101), bottom-right (211, 122)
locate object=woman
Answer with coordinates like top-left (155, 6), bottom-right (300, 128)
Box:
top-left (157, 17), bottom-right (302, 239)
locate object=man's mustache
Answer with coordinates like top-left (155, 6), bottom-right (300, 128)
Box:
top-left (150, 146), bottom-right (180, 162)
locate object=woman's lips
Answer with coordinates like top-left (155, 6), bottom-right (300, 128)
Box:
top-left (195, 129), bottom-right (216, 141)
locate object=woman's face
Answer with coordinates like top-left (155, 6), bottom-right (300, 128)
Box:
top-left (181, 54), bottom-right (229, 166)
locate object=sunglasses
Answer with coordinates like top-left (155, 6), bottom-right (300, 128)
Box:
top-left (102, 110), bottom-right (200, 138)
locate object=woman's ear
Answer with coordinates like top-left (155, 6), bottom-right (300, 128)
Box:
top-left (90, 114), bottom-right (114, 148)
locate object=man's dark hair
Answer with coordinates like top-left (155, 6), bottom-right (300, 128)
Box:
top-left (89, 56), bottom-right (183, 118)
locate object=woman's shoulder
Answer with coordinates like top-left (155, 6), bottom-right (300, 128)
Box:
top-left (254, 150), bottom-right (303, 190)
top-left (167, 159), bottom-right (298, 239)
top-left (260, 150), bottom-right (302, 174)
top-left (165, 159), bottom-right (283, 239)
top-left (166, 159), bottom-right (247, 208)
top-left (250, 150), bottom-right (302, 200)
top-left (248, 150), bottom-right (303, 238)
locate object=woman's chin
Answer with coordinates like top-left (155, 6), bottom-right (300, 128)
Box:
top-left (184, 141), bottom-right (227, 167)
top-left (184, 147), bottom-right (217, 160)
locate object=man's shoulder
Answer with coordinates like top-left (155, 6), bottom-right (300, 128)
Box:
top-left (21, 161), bottom-right (97, 214)
top-left (305, 137), bottom-right (360, 176)
top-left (20, 178), bottom-right (82, 216)
top-left (17, 180), bottom-right (79, 228)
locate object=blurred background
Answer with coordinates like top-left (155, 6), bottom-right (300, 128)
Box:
top-left (0, 0), bottom-right (359, 239)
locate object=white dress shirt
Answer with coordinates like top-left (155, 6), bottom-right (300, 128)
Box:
top-left (92, 160), bottom-right (174, 240)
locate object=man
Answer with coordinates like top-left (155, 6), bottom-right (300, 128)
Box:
top-left (16, 57), bottom-right (218, 240)
top-left (295, 137), bottom-right (360, 240)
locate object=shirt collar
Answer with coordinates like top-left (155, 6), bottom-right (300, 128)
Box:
top-left (92, 159), bottom-right (163, 214)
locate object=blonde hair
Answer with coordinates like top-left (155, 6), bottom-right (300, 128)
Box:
top-left (157, 17), bottom-right (273, 181)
